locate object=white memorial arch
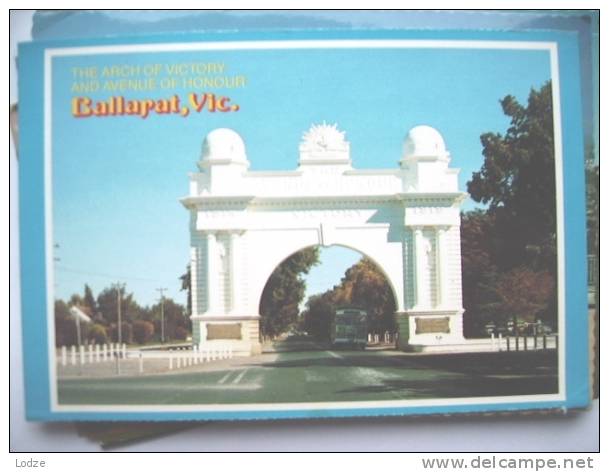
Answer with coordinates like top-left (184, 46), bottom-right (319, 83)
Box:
top-left (181, 123), bottom-right (467, 355)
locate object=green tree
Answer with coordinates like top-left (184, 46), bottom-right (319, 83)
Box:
top-left (461, 82), bottom-right (561, 336)
top-left (55, 298), bottom-right (92, 346)
top-left (87, 323), bottom-right (109, 344)
top-left (149, 297), bottom-right (189, 341)
top-left (301, 256), bottom-right (397, 340)
top-left (108, 322), bottom-right (133, 344)
top-left (467, 81), bottom-right (556, 272)
top-left (54, 299), bottom-right (77, 346)
top-left (68, 293), bottom-right (84, 308)
top-left (132, 320), bottom-right (155, 344)
top-left (335, 257), bottom-right (396, 335)
top-left (585, 147), bottom-right (599, 396)
top-left (96, 285), bottom-right (143, 325)
top-left (301, 293), bottom-right (335, 341)
top-left (494, 267), bottom-right (554, 327)
top-left (460, 210), bottom-right (500, 337)
top-left (259, 247), bottom-right (320, 339)
top-left (180, 264), bottom-right (192, 316)
top-left (585, 157), bottom-right (599, 263)
top-left (83, 284), bottom-right (97, 318)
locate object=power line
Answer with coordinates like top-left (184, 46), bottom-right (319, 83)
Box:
top-left (56, 265), bottom-right (163, 283)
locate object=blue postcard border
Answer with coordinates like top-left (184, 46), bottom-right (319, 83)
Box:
top-left (18, 28), bottom-right (589, 421)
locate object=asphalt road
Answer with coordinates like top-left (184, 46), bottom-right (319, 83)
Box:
top-left (57, 340), bottom-right (558, 405)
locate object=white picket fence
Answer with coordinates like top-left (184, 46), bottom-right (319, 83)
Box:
top-left (133, 345), bottom-right (233, 373)
top-left (58, 342), bottom-right (128, 366)
top-left (367, 332), bottom-right (397, 344)
top-left (56, 343), bottom-right (233, 375)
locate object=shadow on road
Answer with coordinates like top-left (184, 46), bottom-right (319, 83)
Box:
top-left (257, 350), bottom-right (556, 373)
top-left (333, 373), bottom-right (558, 398)
top-left (252, 348), bottom-right (559, 398)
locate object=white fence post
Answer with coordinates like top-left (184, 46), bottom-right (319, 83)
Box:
top-left (169, 353), bottom-right (173, 370)
top-left (95, 344), bottom-right (100, 362)
top-left (70, 345), bottom-right (76, 366)
top-left (491, 332), bottom-right (496, 351)
top-left (102, 344), bottom-right (108, 361)
top-left (122, 343), bottom-right (127, 359)
top-left (193, 345), bottom-right (199, 365)
top-left (177, 354), bottom-right (182, 369)
top-left (498, 333), bottom-right (503, 351)
top-left (79, 345), bottom-right (85, 365)
top-left (88, 344), bottom-right (93, 363)
top-left (139, 352), bottom-right (144, 374)
top-left (61, 346), bottom-right (67, 366)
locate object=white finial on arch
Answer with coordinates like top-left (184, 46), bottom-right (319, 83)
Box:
top-left (299, 122), bottom-right (351, 166)
top-left (301, 122), bottom-right (346, 150)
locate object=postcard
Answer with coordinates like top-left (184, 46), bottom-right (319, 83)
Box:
top-left (18, 28), bottom-right (591, 421)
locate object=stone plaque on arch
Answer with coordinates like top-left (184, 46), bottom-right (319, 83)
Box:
top-left (206, 323), bottom-right (242, 340)
top-left (415, 317), bottom-right (451, 334)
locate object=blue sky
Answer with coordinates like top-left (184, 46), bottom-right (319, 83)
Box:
top-left (51, 44), bottom-right (551, 307)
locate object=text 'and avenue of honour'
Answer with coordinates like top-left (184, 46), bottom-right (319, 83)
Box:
top-left (69, 62), bottom-right (247, 119)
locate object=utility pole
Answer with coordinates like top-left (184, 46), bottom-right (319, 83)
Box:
top-left (156, 287), bottom-right (167, 343)
top-left (111, 282), bottom-right (125, 375)
top-left (112, 282), bottom-right (126, 345)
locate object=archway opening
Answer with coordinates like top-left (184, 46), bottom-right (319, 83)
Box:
top-left (258, 245), bottom-right (398, 350)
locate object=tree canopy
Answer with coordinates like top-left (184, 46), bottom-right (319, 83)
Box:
top-left (180, 264), bottom-right (192, 316)
top-left (259, 247), bottom-right (320, 339)
top-left (462, 81), bottom-right (559, 335)
top-left (54, 282), bottom-right (188, 346)
top-left (301, 256), bottom-right (396, 341)
top-left (468, 81), bottom-right (556, 272)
